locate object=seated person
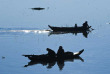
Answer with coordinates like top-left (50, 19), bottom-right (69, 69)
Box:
top-left (57, 46), bottom-right (65, 58)
top-left (46, 48), bottom-right (56, 58)
top-left (83, 21), bottom-right (89, 28)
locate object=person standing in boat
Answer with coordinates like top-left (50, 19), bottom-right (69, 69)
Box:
top-left (46, 48), bottom-right (56, 58)
top-left (83, 21), bottom-right (89, 29)
top-left (57, 46), bottom-right (65, 58)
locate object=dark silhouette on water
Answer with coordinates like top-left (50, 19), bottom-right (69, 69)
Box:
top-left (24, 54), bottom-right (84, 70)
top-left (46, 48), bottom-right (56, 58)
top-left (31, 7), bottom-right (45, 10)
top-left (57, 46), bottom-right (65, 58)
top-left (48, 29), bottom-right (91, 38)
top-left (48, 21), bottom-right (94, 38)
top-left (48, 21), bottom-right (92, 32)
top-left (23, 46), bottom-right (84, 70)
top-left (83, 21), bottom-right (89, 29)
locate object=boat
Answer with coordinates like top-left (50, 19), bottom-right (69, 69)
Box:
top-left (48, 21), bottom-right (92, 32)
top-left (23, 49), bottom-right (84, 61)
top-left (48, 25), bottom-right (91, 32)
top-left (31, 7), bottom-right (45, 10)
top-left (23, 49), bottom-right (84, 70)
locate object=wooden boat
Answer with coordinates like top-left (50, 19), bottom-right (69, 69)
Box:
top-left (23, 49), bottom-right (84, 61)
top-left (48, 25), bottom-right (91, 32)
top-left (23, 49), bottom-right (84, 70)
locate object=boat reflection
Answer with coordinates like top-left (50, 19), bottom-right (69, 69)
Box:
top-left (49, 30), bottom-right (92, 38)
top-left (24, 56), bottom-right (84, 70)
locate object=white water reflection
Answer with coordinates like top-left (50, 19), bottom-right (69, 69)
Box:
top-left (0, 29), bottom-right (50, 34)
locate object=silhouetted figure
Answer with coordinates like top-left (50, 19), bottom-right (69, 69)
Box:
top-left (75, 24), bottom-right (77, 28)
top-left (83, 21), bottom-right (89, 29)
top-left (57, 60), bottom-right (64, 70)
top-left (23, 47), bottom-right (85, 70)
top-left (57, 46), bottom-right (64, 58)
top-left (83, 31), bottom-right (88, 38)
top-left (46, 48), bottom-right (56, 58)
top-left (24, 56), bottom-right (84, 70)
top-left (47, 61), bottom-right (56, 69)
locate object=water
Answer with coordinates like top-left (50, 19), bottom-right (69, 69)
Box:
top-left (0, 0), bottom-right (110, 74)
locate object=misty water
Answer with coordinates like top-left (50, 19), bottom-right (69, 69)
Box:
top-left (0, 0), bottom-right (110, 74)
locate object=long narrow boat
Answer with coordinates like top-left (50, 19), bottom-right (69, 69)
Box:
top-left (48, 25), bottom-right (91, 32)
top-left (23, 49), bottom-right (84, 61)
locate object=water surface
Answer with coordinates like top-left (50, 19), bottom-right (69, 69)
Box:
top-left (0, 0), bottom-right (110, 74)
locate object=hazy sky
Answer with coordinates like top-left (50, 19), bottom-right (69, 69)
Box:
top-left (0, 0), bottom-right (110, 28)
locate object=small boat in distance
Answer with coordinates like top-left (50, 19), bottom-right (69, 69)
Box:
top-left (31, 7), bottom-right (45, 10)
top-left (48, 21), bottom-right (92, 32)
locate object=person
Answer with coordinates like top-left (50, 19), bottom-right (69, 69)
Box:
top-left (83, 21), bottom-right (89, 29)
top-left (75, 24), bottom-right (77, 28)
top-left (46, 48), bottom-right (56, 58)
top-left (57, 46), bottom-right (65, 58)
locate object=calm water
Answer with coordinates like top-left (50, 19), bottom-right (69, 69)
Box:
top-left (0, 0), bottom-right (110, 74)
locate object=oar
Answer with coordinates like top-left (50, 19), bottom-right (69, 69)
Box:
top-left (89, 26), bottom-right (94, 30)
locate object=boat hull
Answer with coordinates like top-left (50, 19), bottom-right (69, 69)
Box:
top-left (48, 25), bottom-right (89, 32)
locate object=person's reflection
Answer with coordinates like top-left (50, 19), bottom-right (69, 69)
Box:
top-left (47, 61), bottom-right (56, 69)
top-left (83, 31), bottom-right (88, 38)
top-left (57, 60), bottom-right (64, 70)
